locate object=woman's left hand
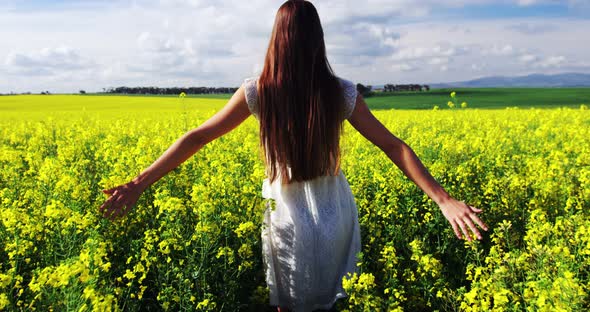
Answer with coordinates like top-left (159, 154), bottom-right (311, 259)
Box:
top-left (99, 181), bottom-right (144, 221)
top-left (438, 198), bottom-right (489, 241)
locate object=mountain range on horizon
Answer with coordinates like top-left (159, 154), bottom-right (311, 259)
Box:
top-left (424, 73), bottom-right (590, 88)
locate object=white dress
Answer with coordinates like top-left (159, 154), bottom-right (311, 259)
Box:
top-left (242, 76), bottom-right (361, 312)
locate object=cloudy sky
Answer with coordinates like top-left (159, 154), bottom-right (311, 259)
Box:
top-left (1, 0), bottom-right (589, 93)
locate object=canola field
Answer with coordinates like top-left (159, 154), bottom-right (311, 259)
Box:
top-left (0, 94), bottom-right (589, 311)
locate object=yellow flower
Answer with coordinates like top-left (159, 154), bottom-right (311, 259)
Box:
top-left (123, 269), bottom-right (136, 280)
top-left (238, 244), bottom-right (253, 258)
top-left (0, 293), bottom-right (9, 309)
top-left (450, 91), bottom-right (456, 98)
top-left (234, 221), bottom-right (256, 238)
top-left (197, 298), bottom-right (209, 308)
top-left (196, 296), bottom-right (217, 310)
top-left (216, 247), bottom-right (234, 264)
top-left (179, 92), bottom-right (187, 98)
top-left (0, 274), bottom-right (12, 288)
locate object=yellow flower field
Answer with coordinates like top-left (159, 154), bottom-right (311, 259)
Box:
top-left (0, 95), bottom-right (589, 311)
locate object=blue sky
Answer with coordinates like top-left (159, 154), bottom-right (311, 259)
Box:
top-left (1, 0), bottom-right (589, 93)
top-left (440, 3), bottom-right (571, 19)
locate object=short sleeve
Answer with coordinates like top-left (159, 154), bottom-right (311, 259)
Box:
top-left (338, 77), bottom-right (357, 119)
top-left (243, 76), bottom-right (259, 117)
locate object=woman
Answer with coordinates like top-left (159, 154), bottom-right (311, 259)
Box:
top-left (99, 1), bottom-right (488, 311)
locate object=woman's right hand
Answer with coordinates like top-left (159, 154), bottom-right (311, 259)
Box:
top-left (437, 197), bottom-right (488, 241)
top-left (99, 181), bottom-right (144, 221)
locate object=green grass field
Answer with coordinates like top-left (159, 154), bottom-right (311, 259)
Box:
top-left (67, 87), bottom-right (590, 110)
top-left (367, 88), bottom-right (590, 110)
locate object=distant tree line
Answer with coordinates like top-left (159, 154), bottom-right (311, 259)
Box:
top-left (0, 92), bottom-right (35, 96)
top-left (103, 86), bottom-right (239, 95)
top-left (383, 84), bottom-right (430, 92)
top-left (0, 91), bottom-right (50, 95)
top-left (356, 83), bottom-right (430, 97)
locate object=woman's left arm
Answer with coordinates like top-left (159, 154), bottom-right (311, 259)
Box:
top-left (347, 93), bottom-right (488, 241)
top-left (99, 85), bottom-right (251, 220)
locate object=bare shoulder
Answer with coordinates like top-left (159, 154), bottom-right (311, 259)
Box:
top-left (350, 92), bottom-right (369, 117)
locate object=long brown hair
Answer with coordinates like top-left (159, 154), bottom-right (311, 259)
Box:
top-left (258, 0), bottom-right (346, 184)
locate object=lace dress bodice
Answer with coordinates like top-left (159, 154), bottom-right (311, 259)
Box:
top-left (243, 76), bottom-right (358, 120)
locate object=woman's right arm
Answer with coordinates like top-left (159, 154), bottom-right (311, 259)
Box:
top-left (347, 93), bottom-right (488, 241)
top-left (99, 84), bottom-right (252, 221)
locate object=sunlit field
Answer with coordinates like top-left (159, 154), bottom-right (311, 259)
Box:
top-left (1, 94), bottom-right (589, 311)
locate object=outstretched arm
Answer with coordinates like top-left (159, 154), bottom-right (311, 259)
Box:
top-left (99, 85), bottom-right (251, 220)
top-left (347, 93), bottom-right (488, 241)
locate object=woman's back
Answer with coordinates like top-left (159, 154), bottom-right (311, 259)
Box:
top-left (242, 74), bottom-right (362, 311)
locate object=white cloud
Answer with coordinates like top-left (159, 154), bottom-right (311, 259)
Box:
top-left (132, 31), bottom-right (206, 76)
top-left (327, 21), bottom-right (401, 69)
top-left (471, 63), bottom-right (485, 71)
top-left (535, 55), bottom-right (566, 68)
top-left (517, 0), bottom-right (540, 6)
top-left (5, 46), bottom-right (95, 75)
top-left (433, 45), bottom-right (461, 57)
top-left (486, 44), bottom-right (515, 56)
top-left (518, 53), bottom-right (567, 68)
top-left (387, 42), bottom-right (468, 73)
top-left (519, 53), bottom-right (538, 63)
top-left (391, 63), bottom-right (417, 72)
top-left (137, 32), bottom-right (178, 53)
top-left (391, 43), bottom-right (467, 61)
top-left (391, 47), bottom-right (429, 61)
top-left (428, 57), bottom-right (449, 65)
top-left (506, 22), bottom-right (557, 35)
